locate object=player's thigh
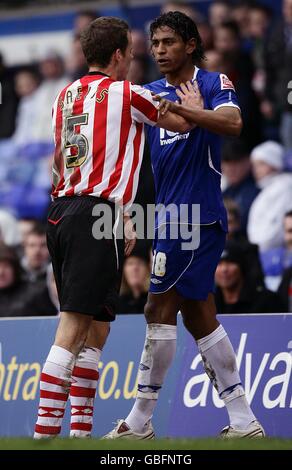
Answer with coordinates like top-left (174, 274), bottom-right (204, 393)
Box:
top-left (144, 288), bottom-right (183, 325)
top-left (46, 216), bottom-right (62, 300)
top-left (59, 207), bottom-right (122, 319)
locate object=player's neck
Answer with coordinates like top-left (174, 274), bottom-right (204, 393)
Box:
top-left (88, 65), bottom-right (117, 80)
top-left (165, 63), bottom-right (195, 87)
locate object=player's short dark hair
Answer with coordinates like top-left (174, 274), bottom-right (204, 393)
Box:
top-left (150, 11), bottom-right (205, 64)
top-left (80, 16), bottom-right (130, 67)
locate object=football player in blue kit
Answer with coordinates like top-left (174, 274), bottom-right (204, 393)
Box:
top-left (104, 11), bottom-right (265, 439)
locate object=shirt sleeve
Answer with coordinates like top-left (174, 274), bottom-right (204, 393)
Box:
top-left (130, 84), bottom-right (159, 126)
top-left (210, 73), bottom-right (241, 112)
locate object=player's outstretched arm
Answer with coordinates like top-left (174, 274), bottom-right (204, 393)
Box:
top-left (173, 104), bottom-right (242, 137)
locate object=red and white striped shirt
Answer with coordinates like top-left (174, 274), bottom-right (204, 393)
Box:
top-left (51, 72), bottom-right (158, 209)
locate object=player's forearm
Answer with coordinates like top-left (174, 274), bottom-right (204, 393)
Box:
top-left (174, 105), bottom-right (242, 136)
top-left (157, 111), bottom-right (193, 133)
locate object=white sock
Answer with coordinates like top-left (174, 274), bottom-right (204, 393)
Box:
top-left (70, 347), bottom-right (101, 437)
top-left (34, 345), bottom-right (76, 439)
top-left (125, 323), bottom-right (176, 433)
top-left (197, 324), bottom-right (256, 430)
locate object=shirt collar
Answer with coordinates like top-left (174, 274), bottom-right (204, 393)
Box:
top-left (165, 66), bottom-right (199, 88)
top-left (87, 71), bottom-right (110, 77)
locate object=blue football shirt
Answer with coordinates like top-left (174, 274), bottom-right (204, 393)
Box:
top-left (144, 66), bottom-right (240, 232)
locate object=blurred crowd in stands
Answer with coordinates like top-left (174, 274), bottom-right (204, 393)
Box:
top-left (1, 0), bottom-right (292, 317)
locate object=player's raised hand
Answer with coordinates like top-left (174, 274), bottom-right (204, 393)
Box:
top-left (152, 93), bottom-right (176, 115)
top-left (176, 80), bottom-right (204, 110)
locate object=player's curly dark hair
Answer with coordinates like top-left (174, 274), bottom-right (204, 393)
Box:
top-left (150, 11), bottom-right (205, 64)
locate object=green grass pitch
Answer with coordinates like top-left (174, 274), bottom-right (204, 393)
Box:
top-left (0, 437), bottom-right (291, 450)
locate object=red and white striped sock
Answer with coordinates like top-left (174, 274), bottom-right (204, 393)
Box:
top-left (70, 347), bottom-right (101, 437)
top-left (34, 345), bottom-right (76, 439)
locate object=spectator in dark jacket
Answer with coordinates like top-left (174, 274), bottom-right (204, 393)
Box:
top-left (214, 20), bottom-right (262, 147)
top-left (23, 264), bottom-right (58, 316)
top-left (21, 224), bottom-right (49, 284)
top-left (0, 245), bottom-right (32, 317)
top-left (222, 138), bottom-right (260, 232)
top-left (277, 267), bottom-right (292, 312)
top-left (224, 197), bottom-right (264, 287)
top-left (215, 241), bottom-right (285, 314)
top-left (0, 53), bottom-right (18, 138)
top-left (263, 0), bottom-right (292, 150)
top-left (118, 246), bottom-right (150, 314)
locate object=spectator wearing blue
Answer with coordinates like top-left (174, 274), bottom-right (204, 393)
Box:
top-left (260, 211), bottom-right (292, 291)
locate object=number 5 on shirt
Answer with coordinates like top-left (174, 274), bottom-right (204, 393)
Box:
top-left (65, 113), bottom-right (89, 168)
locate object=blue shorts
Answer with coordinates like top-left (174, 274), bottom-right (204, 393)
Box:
top-left (150, 223), bottom-right (226, 300)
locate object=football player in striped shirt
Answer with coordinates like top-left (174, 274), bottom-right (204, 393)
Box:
top-left (33, 16), bottom-right (195, 439)
top-left (104, 12), bottom-right (265, 440)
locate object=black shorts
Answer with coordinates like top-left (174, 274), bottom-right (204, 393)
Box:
top-left (46, 196), bottom-right (124, 321)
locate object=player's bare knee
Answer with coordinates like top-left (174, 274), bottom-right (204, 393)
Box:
top-left (97, 323), bottom-right (110, 349)
top-left (144, 299), bottom-right (176, 324)
top-left (54, 333), bottom-right (86, 355)
top-left (144, 299), bottom-right (158, 323)
top-left (55, 316), bottom-right (91, 354)
top-left (182, 314), bottom-right (198, 337)
top-left (74, 336), bottom-right (87, 355)
top-left (85, 321), bottom-right (110, 350)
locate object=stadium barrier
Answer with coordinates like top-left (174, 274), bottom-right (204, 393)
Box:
top-left (0, 313), bottom-right (291, 438)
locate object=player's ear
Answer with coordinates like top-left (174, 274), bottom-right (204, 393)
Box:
top-left (186, 38), bottom-right (196, 56)
top-left (115, 48), bottom-right (123, 62)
